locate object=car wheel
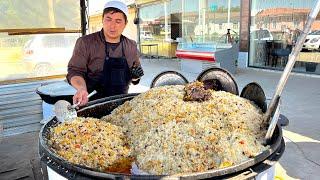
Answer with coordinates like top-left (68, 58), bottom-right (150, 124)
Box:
top-left (33, 63), bottom-right (52, 77)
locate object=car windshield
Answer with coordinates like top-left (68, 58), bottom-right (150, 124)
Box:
top-left (42, 36), bottom-right (66, 48)
top-left (42, 35), bottom-right (78, 48)
top-left (309, 31), bottom-right (320, 35)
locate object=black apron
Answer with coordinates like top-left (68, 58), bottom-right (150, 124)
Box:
top-left (93, 35), bottom-right (131, 98)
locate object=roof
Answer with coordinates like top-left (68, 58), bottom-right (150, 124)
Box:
top-left (256, 8), bottom-right (310, 17)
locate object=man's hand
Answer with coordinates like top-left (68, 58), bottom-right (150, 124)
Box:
top-left (70, 76), bottom-right (88, 107)
top-left (73, 89), bottom-right (89, 107)
top-left (131, 65), bottom-right (144, 79)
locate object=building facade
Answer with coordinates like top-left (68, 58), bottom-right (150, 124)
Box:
top-left (88, 0), bottom-right (320, 74)
top-left (137, 0), bottom-right (320, 75)
top-left (136, 0), bottom-right (241, 58)
top-left (242, 0), bottom-right (320, 74)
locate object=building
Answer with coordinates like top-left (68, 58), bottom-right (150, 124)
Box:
top-left (0, 0), bottom-right (319, 85)
top-left (135, 0), bottom-right (320, 74)
top-left (135, 0), bottom-right (241, 60)
top-left (244, 0), bottom-right (320, 74)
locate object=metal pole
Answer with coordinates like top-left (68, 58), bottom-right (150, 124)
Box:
top-left (48, 0), bottom-right (56, 27)
top-left (202, 1), bottom-right (206, 42)
top-left (227, 0), bottom-right (231, 29)
top-left (182, 0), bottom-right (185, 40)
top-left (164, 1), bottom-right (169, 41)
top-left (198, 0), bottom-right (201, 27)
top-left (265, 0), bottom-right (320, 141)
top-left (80, 0), bottom-right (87, 36)
top-left (136, 6), bottom-right (141, 52)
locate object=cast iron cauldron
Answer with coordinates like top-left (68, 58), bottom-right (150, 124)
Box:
top-left (39, 93), bottom-right (285, 180)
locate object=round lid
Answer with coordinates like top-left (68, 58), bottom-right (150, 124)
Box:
top-left (196, 67), bottom-right (239, 95)
top-left (150, 71), bottom-right (189, 88)
top-left (36, 80), bottom-right (76, 96)
top-left (240, 82), bottom-right (267, 113)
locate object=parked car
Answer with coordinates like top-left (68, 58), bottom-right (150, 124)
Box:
top-left (22, 33), bottom-right (80, 77)
top-left (250, 29), bottom-right (273, 41)
top-left (302, 30), bottom-right (320, 51)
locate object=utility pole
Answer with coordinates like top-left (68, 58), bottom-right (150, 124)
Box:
top-left (227, 0), bottom-right (231, 29)
top-left (48, 0), bottom-right (56, 27)
top-left (164, 1), bottom-right (169, 41)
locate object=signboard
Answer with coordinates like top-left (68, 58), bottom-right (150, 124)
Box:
top-left (210, 4), bottom-right (218, 12)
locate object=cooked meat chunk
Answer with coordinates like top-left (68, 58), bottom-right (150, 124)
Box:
top-left (183, 81), bottom-right (211, 102)
top-left (203, 79), bottom-right (223, 91)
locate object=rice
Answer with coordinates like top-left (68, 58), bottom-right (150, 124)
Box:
top-left (48, 117), bottom-right (133, 173)
top-left (102, 85), bottom-right (268, 175)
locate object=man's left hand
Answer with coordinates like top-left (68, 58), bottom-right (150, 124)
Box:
top-left (131, 66), bottom-right (144, 79)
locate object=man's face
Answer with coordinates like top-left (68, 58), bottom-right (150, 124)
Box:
top-left (102, 11), bottom-right (127, 42)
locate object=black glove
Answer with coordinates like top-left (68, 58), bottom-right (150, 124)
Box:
top-left (131, 66), bottom-right (144, 79)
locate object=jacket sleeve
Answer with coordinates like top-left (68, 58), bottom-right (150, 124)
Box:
top-left (66, 37), bottom-right (89, 83)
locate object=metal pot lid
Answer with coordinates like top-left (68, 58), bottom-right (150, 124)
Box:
top-left (36, 80), bottom-right (76, 96)
top-left (240, 82), bottom-right (267, 113)
top-left (150, 71), bottom-right (189, 88)
top-left (196, 67), bottom-right (239, 95)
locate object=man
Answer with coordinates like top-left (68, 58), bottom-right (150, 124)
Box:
top-left (67, 0), bottom-right (144, 106)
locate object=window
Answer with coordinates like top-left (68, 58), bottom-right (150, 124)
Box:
top-left (249, 0), bottom-right (320, 74)
top-left (181, 0), bottom-right (240, 44)
top-left (0, 0), bottom-right (81, 81)
top-left (140, 2), bottom-right (169, 41)
top-left (294, 20), bottom-right (299, 27)
top-left (233, 23), bottom-right (239, 30)
top-left (272, 21), bottom-right (277, 29)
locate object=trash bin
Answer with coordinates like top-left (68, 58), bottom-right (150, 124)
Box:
top-left (36, 80), bottom-right (76, 124)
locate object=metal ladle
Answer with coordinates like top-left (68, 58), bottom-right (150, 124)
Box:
top-left (54, 90), bottom-right (97, 123)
